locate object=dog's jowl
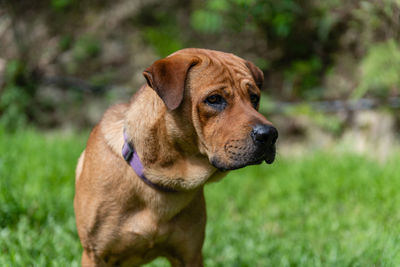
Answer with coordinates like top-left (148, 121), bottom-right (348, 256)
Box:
top-left (74, 48), bottom-right (278, 266)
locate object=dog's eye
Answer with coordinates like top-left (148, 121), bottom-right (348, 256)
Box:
top-left (206, 95), bottom-right (222, 104)
top-left (204, 94), bottom-right (226, 110)
top-left (250, 94), bottom-right (260, 108)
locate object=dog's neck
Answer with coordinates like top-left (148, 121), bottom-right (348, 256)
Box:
top-left (122, 131), bottom-right (178, 193)
top-left (100, 85), bottom-right (229, 220)
top-left (123, 86), bottom-right (223, 192)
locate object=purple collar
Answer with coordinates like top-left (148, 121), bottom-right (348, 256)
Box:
top-left (122, 133), bottom-right (177, 193)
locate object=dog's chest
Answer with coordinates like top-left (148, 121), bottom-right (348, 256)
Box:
top-left (100, 211), bottom-right (172, 265)
top-left (120, 210), bottom-right (170, 246)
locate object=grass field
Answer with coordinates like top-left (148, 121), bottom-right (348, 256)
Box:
top-left (1, 128), bottom-right (400, 266)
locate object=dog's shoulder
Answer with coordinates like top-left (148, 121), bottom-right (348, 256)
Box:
top-left (75, 150), bottom-right (85, 183)
top-left (99, 103), bottom-right (129, 156)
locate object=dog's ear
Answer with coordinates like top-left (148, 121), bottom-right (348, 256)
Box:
top-left (143, 54), bottom-right (201, 110)
top-left (245, 61), bottom-right (264, 89)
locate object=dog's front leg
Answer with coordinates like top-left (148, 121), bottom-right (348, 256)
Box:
top-left (166, 229), bottom-right (205, 267)
top-left (167, 252), bottom-right (203, 267)
top-left (81, 250), bottom-right (101, 267)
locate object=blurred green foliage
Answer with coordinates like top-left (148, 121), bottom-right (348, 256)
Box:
top-left (59, 35), bottom-right (73, 51)
top-left (185, 0), bottom-right (400, 99)
top-left (1, 0), bottom-right (400, 129)
top-left (144, 26), bottom-right (183, 57)
top-left (135, 6), bottom-right (184, 57)
top-left (354, 40), bottom-right (400, 99)
top-left (72, 35), bottom-right (101, 62)
top-left (287, 104), bottom-right (344, 135)
top-left (190, 9), bottom-right (223, 33)
top-left (0, 60), bottom-right (36, 131)
top-left (192, 0), bottom-right (301, 36)
top-left (51, 0), bottom-right (74, 11)
top-left (187, 0), bottom-right (328, 96)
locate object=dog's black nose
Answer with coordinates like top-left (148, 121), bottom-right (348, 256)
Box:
top-left (251, 124), bottom-right (278, 146)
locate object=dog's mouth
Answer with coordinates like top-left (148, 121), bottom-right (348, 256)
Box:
top-left (211, 145), bottom-right (276, 171)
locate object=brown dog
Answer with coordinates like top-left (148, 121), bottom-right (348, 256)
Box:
top-left (74, 48), bottom-right (278, 266)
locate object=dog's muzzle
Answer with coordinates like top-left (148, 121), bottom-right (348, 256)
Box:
top-left (251, 124), bottom-right (278, 164)
top-left (212, 124), bottom-right (278, 171)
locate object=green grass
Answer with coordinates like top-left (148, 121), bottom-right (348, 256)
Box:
top-left (1, 128), bottom-right (400, 266)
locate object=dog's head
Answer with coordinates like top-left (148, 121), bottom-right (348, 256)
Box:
top-left (143, 48), bottom-right (278, 171)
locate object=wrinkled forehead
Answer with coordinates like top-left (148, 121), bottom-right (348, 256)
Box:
top-left (189, 51), bottom-right (256, 91)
